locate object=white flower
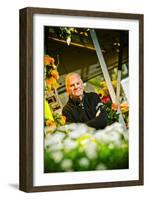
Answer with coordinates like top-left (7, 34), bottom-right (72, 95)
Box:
top-left (95, 130), bottom-right (105, 140)
top-left (98, 123), bottom-right (125, 141)
top-left (108, 131), bottom-right (121, 145)
top-left (112, 122), bottom-right (123, 130)
top-left (61, 159), bottom-right (73, 170)
top-left (96, 163), bottom-right (107, 170)
top-left (79, 157), bottom-right (90, 168)
top-left (105, 125), bottom-right (114, 133)
top-left (95, 132), bottom-right (109, 144)
top-left (64, 123), bottom-right (78, 131)
top-left (63, 138), bottom-right (78, 150)
top-left (56, 126), bottom-right (68, 133)
top-left (51, 151), bottom-right (63, 163)
top-left (85, 142), bottom-right (97, 159)
top-left (95, 128), bottom-right (122, 145)
top-left (69, 130), bottom-right (82, 139)
top-left (123, 130), bottom-right (129, 141)
top-left (49, 143), bottom-right (63, 151)
top-left (68, 123), bottom-right (90, 139)
top-left (45, 133), bottom-right (65, 147)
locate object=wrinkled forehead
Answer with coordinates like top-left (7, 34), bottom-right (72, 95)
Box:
top-left (67, 75), bottom-right (83, 85)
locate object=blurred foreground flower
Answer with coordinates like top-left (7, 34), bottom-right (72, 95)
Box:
top-left (44, 123), bottom-right (128, 172)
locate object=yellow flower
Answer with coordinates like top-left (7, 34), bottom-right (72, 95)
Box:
top-left (97, 88), bottom-right (108, 98)
top-left (120, 102), bottom-right (129, 113)
top-left (51, 70), bottom-right (59, 80)
top-left (112, 80), bottom-right (117, 88)
top-left (77, 134), bottom-right (91, 147)
top-left (99, 80), bottom-right (117, 90)
top-left (99, 81), bottom-right (107, 88)
top-left (60, 115), bottom-right (66, 125)
top-left (45, 119), bottom-right (56, 128)
top-left (97, 89), bottom-right (105, 98)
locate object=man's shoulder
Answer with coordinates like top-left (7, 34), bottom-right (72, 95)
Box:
top-left (85, 92), bottom-right (99, 98)
top-left (63, 100), bottom-right (73, 112)
top-left (85, 92), bottom-right (101, 103)
top-left (63, 101), bottom-right (69, 111)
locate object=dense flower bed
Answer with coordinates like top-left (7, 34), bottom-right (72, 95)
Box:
top-left (44, 123), bottom-right (128, 172)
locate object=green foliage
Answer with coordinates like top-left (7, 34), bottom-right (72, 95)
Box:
top-left (104, 101), bottom-right (120, 125)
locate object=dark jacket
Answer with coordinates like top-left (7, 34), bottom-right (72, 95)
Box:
top-left (62, 92), bottom-right (108, 130)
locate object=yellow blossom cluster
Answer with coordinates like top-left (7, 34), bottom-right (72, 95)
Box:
top-left (44, 55), bottom-right (60, 92)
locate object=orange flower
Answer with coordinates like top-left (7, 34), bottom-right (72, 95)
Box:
top-left (46, 119), bottom-right (56, 128)
top-left (51, 70), bottom-right (59, 80)
top-left (44, 55), bottom-right (55, 65)
top-left (46, 77), bottom-right (56, 85)
top-left (45, 77), bottom-right (60, 90)
top-left (111, 102), bottom-right (129, 113)
top-left (111, 102), bottom-right (118, 111)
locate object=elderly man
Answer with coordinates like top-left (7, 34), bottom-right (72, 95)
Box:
top-left (62, 72), bottom-right (108, 129)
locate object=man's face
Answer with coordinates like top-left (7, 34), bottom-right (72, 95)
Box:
top-left (66, 74), bottom-right (84, 99)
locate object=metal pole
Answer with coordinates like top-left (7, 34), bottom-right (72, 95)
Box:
top-left (90, 29), bottom-right (126, 129)
top-left (116, 70), bottom-right (121, 102)
top-left (90, 29), bottom-right (116, 103)
top-left (116, 31), bottom-right (124, 103)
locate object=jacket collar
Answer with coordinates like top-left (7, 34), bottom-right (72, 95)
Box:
top-left (68, 93), bottom-right (85, 106)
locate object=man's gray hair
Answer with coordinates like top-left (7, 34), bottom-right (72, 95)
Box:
top-left (65, 72), bottom-right (82, 87)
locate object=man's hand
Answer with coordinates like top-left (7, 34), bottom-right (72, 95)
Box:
top-left (96, 102), bottom-right (104, 117)
top-left (96, 109), bottom-right (101, 117)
